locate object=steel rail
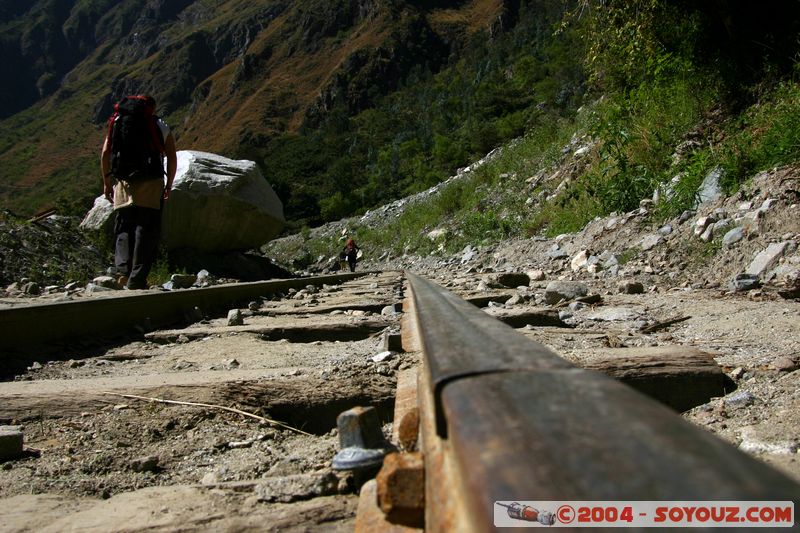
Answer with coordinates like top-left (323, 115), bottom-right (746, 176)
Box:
top-left (404, 272), bottom-right (800, 532)
top-left (0, 272), bottom-right (370, 354)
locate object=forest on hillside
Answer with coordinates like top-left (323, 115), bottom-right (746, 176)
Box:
top-left (0, 0), bottom-right (799, 233)
top-left (243, 0), bottom-right (800, 231)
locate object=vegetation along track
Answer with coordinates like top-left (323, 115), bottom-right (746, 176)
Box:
top-left (1, 271), bottom-right (799, 531)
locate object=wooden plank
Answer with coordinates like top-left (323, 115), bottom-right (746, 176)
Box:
top-left (0, 371), bottom-right (395, 433)
top-left (145, 319), bottom-right (389, 343)
top-left (256, 302), bottom-right (391, 315)
top-left (463, 293), bottom-right (512, 308)
top-left (581, 346), bottom-right (729, 411)
top-left (487, 308), bottom-right (566, 328)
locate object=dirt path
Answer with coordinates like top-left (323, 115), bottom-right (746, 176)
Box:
top-left (1, 270), bottom-right (798, 531)
top-left (0, 272), bottom-right (404, 532)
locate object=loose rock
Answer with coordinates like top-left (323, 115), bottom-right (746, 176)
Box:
top-left (543, 281), bottom-right (588, 304)
top-left (227, 309), bottom-right (244, 326)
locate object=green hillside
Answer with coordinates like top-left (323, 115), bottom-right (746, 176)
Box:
top-left (0, 0), bottom-right (799, 240)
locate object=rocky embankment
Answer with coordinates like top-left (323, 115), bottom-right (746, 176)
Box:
top-left (265, 159), bottom-right (800, 482)
top-left (0, 210), bottom-right (106, 294)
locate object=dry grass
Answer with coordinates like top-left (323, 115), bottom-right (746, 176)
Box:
top-left (428, 0), bottom-right (503, 34)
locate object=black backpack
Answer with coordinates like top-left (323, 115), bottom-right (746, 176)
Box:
top-left (107, 96), bottom-right (165, 183)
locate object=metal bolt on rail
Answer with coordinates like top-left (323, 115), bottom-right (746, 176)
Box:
top-left (331, 406), bottom-right (390, 475)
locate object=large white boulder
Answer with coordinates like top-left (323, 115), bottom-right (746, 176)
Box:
top-left (81, 151), bottom-right (285, 251)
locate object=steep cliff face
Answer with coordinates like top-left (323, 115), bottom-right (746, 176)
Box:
top-left (0, 0), bottom-right (517, 216)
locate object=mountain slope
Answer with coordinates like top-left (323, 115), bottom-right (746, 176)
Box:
top-left (0, 0), bottom-right (525, 218)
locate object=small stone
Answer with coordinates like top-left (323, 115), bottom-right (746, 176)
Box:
top-left (618, 281), bottom-right (645, 294)
top-left (196, 269), bottom-right (211, 286)
top-left (371, 351), bottom-right (393, 363)
top-left (729, 273), bottom-right (761, 292)
top-left (547, 248), bottom-right (568, 260)
top-left (567, 301), bottom-right (585, 311)
top-left (544, 281), bottom-right (588, 304)
top-left (694, 216), bottom-right (715, 235)
top-left (677, 210), bottom-right (694, 224)
top-left (723, 227), bottom-right (744, 246)
top-left (772, 357), bottom-right (798, 372)
top-left (570, 250), bottom-right (590, 271)
top-left (0, 426), bottom-right (24, 461)
top-left (201, 472), bottom-right (220, 485)
top-left (460, 246), bottom-right (476, 263)
top-left (724, 390), bottom-right (756, 408)
top-left (130, 455), bottom-right (159, 472)
top-left (92, 276), bottom-right (117, 289)
top-left (746, 242), bottom-right (790, 277)
top-left (170, 273), bottom-right (197, 289)
top-left (730, 367), bottom-right (745, 380)
top-left (227, 309), bottom-right (244, 326)
top-left (640, 234), bottom-right (663, 251)
top-left (255, 472), bottom-right (339, 503)
top-left (20, 280), bottom-right (42, 295)
top-left (381, 304), bottom-right (400, 316)
top-left (505, 294), bottom-right (523, 306)
top-left (527, 269), bottom-right (546, 281)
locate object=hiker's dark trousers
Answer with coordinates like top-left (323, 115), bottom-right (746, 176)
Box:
top-left (114, 205), bottom-right (161, 287)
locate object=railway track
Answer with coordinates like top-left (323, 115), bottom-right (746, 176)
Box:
top-left (0, 271), bottom-right (798, 531)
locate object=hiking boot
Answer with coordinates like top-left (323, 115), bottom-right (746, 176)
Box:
top-left (125, 280), bottom-right (149, 290)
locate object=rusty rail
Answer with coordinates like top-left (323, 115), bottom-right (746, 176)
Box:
top-left (402, 272), bottom-right (800, 532)
top-left (0, 272), bottom-right (370, 356)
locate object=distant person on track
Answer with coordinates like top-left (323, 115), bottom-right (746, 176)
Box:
top-left (100, 94), bottom-right (177, 290)
top-left (342, 238), bottom-right (360, 272)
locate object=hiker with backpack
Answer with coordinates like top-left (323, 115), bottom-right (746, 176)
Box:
top-left (342, 238), bottom-right (360, 272)
top-left (100, 94), bottom-right (177, 290)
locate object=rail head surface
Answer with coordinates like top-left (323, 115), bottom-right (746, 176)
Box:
top-left (405, 271), bottom-right (571, 437)
top-left (404, 272), bottom-right (800, 530)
